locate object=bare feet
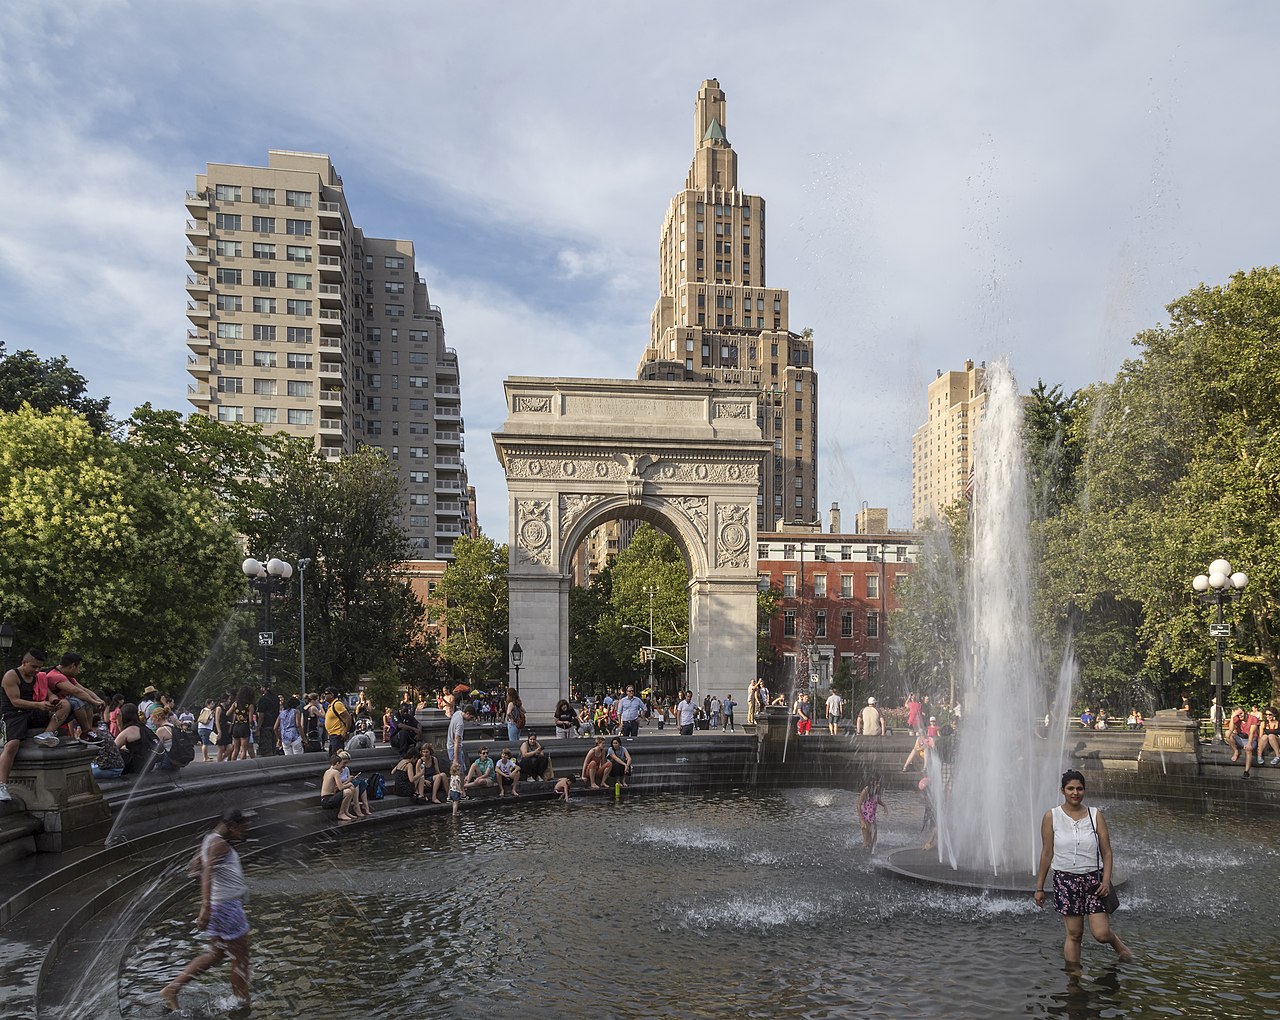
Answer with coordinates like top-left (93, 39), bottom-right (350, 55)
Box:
top-left (511, 790), bottom-right (520, 797)
top-left (337, 813), bottom-right (356, 821)
top-left (498, 792), bottom-right (505, 798)
top-left (160, 985), bottom-right (179, 1011)
top-left (1114, 938), bottom-right (1133, 962)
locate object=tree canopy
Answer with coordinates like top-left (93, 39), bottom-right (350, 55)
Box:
top-left (0, 342), bottom-right (112, 433)
top-left (435, 533), bottom-right (509, 684)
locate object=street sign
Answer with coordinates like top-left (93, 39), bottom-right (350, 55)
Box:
top-left (1209, 623), bottom-right (1231, 638)
top-left (258, 631), bottom-right (275, 647)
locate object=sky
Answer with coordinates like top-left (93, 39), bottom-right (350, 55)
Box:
top-left (1, 1), bottom-right (1278, 540)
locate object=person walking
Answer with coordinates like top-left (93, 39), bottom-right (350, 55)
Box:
top-left (616, 686), bottom-right (644, 739)
top-left (825, 689), bottom-right (845, 735)
top-left (675, 690), bottom-right (697, 736)
top-left (161, 808), bottom-right (253, 1011)
top-left (723, 693), bottom-right (737, 732)
top-left (1033, 769), bottom-right (1132, 969)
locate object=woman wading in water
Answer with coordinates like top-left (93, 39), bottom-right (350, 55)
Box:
top-left (1034, 770), bottom-right (1132, 969)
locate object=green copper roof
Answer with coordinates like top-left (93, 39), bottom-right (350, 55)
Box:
top-left (702, 117), bottom-right (726, 142)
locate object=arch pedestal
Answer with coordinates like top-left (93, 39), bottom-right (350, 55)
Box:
top-left (492, 378), bottom-right (771, 721)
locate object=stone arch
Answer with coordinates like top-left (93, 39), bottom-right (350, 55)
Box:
top-left (493, 377), bottom-right (770, 721)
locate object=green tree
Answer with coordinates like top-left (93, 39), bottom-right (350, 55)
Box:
top-left (607, 525), bottom-right (691, 693)
top-left (435, 533), bottom-right (509, 684)
top-left (0, 406), bottom-right (241, 695)
top-left (242, 441), bottom-right (426, 691)
top-left (757, 584), bottom-right (781, 673)
top-left (1025, 380), bottom-right (1083, 522)
top-left (0, 343), bottom-right (112, 433)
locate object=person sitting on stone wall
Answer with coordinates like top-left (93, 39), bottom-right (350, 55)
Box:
top-left (518, 732), bottom-right (553, 782)
top-left (0, 649), bottom-right (71, 803)
top-left (464, 746), bottom-right (497, 791)
top-left (494, 748), bottom-right (521, 797)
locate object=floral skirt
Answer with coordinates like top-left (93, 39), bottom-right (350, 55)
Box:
top-left (1053, 869), bottom-right (1105, 916)
top-left (205, 899), bottom-right (250, 941)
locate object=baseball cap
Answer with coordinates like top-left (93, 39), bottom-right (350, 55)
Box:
top-left (867, 697), bottom-right (877, 705)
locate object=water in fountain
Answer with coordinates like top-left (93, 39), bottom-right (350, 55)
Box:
top-left (936, 357), bottom-right (1075, 877)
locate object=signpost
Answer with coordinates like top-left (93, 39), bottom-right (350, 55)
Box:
top-left (1209, 623), bottom-right (1231, 639)
top-left (258, 631), bottom-right (275, 647)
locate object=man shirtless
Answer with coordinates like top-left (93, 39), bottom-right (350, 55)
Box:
top-left (319, 752), bottom-right (358, 820)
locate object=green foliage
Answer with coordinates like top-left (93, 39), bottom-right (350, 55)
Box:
top-left (241, 442), bottom-right (427, 691)
top-left (757, 584), bottom-right (781, 670)
top-left (0, 406), bottom-right (241, 695)
top-left (607, 525), bottom-right (690, 690)
top-left (0, 343), bottom-right (112, 433)
top-left (891, 512), bottom-right (965, 704)
top-left (435, 533), bottom-right (509, 683)
top-left (1025, 379), bottom-right (1084, 522)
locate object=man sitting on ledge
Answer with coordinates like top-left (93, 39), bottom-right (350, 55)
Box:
top-left (1, 649), bottom-right (72, 803)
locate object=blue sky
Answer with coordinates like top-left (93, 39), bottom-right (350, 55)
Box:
top-left (1, 1), bottom-right (1278, 539)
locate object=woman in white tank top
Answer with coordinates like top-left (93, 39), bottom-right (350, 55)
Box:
top-left (1033, 769), bottom-right (1132, 970)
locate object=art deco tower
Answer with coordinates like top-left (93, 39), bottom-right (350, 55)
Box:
top-left (637, 79), bottom-right (819, 531)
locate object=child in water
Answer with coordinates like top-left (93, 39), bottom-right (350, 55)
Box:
top-left (555, 775), bottom-right (576, 802)
top-left (857, 774), bottom-right (888, 849)
top-left (448, 763), bottom-right (464, 816)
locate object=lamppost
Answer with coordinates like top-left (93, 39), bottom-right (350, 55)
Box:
top-left (510, 638), bottom-right (523, 696)
top-left (0, 620), bottom-right (14, 657)
top-left (297, 558), bottom-right (311, 699)
top-left (1192, 558), bottom-right (1248, 723)
top-left (242, 557), bottom-right (294, 686)
top-left (643, 584), bottom-right (658, 694)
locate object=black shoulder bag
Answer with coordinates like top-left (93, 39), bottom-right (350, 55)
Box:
top-left (1089, 807), bottom-right (1121, 913)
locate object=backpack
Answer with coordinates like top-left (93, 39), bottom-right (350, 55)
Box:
top-left (368, 772), bottom-right (386, 800)
top-left (515, 708), bottom-right (527, 730)
top-left (167, 726), bottom-right (196, 767)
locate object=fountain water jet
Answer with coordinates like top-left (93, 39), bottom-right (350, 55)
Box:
top-left (888, 358), bottom-right (1075, 889)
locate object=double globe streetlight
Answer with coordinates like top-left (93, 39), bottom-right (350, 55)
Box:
top-left (242, 557), bottom-right (294, 688)
top-left (1192, 558), bottom-right (1248, 723)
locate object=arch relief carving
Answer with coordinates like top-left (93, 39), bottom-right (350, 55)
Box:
top-left (668, 496), bottom-right (709, 545)
top-left (715, 503), bottom-right (751, 569)
top-left (504, 454), bottom-right (758, 485)
top-left (516, 499), bottom-right (552, 565)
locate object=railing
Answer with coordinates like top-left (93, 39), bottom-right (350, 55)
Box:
top-left (186, 301), bottom-right (209, 314)
top-left (185, 275), bottom-right (209, 288)
top-left (434, 385), bottom-right (460, 396)
top-left (318, 230), bottom-right (342, 241)
top-left (319, 255), bottom-right (341, 268)
top-left (185, 246), bottom-right (209, 258)
top-left (318, 201), bottom-right (341, 214)
top-left (435, 456), bottom-right (461, 467)
top-left (185, 190), bottom-right (207, 202)
top-left (320, 418), bottom-right (342, 431)
top-left (319, 310), bottom-right (342, 321)
top-left (319, 337), bottom-right (341, 349)
top-left (319, 283), bottom-right (341, 296)
top-left (320, 446), bottom-right (342, 459)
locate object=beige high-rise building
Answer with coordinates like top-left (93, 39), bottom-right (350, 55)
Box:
top-left (184, 150), bottom-right (470, 558)
top-left (638, 79), bottom-right (819, 532)
top-left (910, 359), bottom-right (986, 527)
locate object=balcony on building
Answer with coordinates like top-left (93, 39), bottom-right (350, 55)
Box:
top-left (433, 405), bottom-right (461, 423)
top-left (434, 384), bottom-right (461, 399)
top-left (318, 253), bottom-right (343, 278)
top-left (435, 453), bottom-right (462, 471)
top-left (435, 522), bottom-right (463, 539)
top-left (186, 300), bottom-right (210, 323)
top-left (185, 245), bottom-right (210, 267)
top-left (185, 274), bottom-right (210, 295)
top-left (435, 429), bottom-right (463, 448)
top-left (186, 353), bottom-right (211, 378)
top-left (318, 360), bottom-right (343, 384)
top-left (434, 478), bottom-right (463, 496)
top-left (184, 219), bottom-right (210, 241)
top-left (319, 387), bottom-right (343, 409)
top-left (318, 309), bottom-right (344, 333)
top-left (186, 329), bottom-right (210, 353)
top-left (436, 501), bottom-right (464, 518)
top-left (186, 383), bottom-right (211, 406)
top-left (317, 200), bottom-right (342, 223)
top-left (319, 445), bottom-right (342, 461)
top-left (318, 336), bottom-right (342, 352)
top-left (318, 282), bottom-right (343, 306)
top-left (317, 229), bottom-right (343, 249)
top-left (185, 189), bottom-right (210, 218)
top-left (319, 416), bottom-right (343, 439)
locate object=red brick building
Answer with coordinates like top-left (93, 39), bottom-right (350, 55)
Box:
top-left (757, 506), bottom-right (920, 692)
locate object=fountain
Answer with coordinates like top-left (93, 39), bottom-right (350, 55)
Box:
top-left (886, 358), bottom-right (1077, 890)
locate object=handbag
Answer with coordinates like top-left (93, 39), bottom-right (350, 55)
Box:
top-left (1089, 807), bottom-right (1121, 913)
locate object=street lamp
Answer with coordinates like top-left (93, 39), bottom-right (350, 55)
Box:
top-left (242, 556), bottom-right (294, 687)
top-left (0, 620), bottom-right (14, 654)
top-left (1192, 557), bottom-right (1248, 730)
top-left (643, 584), bottom-right (658, 695)
top-left (510, 638), bottom-right (523, 695)
top-left (297, 558), bottom-right (312, 699)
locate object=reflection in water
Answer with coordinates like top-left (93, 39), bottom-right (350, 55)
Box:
top-left (110, 790), bottom-right (1280, 1019)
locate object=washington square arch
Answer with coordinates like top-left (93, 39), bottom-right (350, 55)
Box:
top-left (492, 377), bottom-right (771, 719)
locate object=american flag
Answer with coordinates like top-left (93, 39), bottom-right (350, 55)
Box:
top-left (964, 464), bottom-right (975, 501)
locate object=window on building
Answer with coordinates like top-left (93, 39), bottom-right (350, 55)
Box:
top-left (286, 219), bottom-right (311, 236)
top-left (251, 216), bottom-right (274, 233)
top-left (385, 281), bottom-right (405, 294)
top-left (840, 574), bottom-right (853, 598)
top-left (216, 377), bottom-right (243, 393)
top-left (252, 243), bottom-right (275, 260)
top-left (866, 612), bottom-right (880, 639)
top-left (287, 408), bottom-right (313, 425)
top-left (253, 351), bottom-right (277, 368)
top-left (253, 325), bottom-right (276, 342)
top-left (285, 190), bottom-right (312, 208)
top-left (783, 574), bottom-right (796, 597)
top-left (252, 187), bottom-right (274, 205)
top-left (783, 610), bottom-right (796, 637)
top-left (216, 405), bottom-right (244, 422)
top-left (216, 323), bottom-right (243, 339)
top-left (216, 349), bottom-right (242, 366)
top-left (253, 407), bottom-right (277, 424)
top-left (286, 353), bottom-right (312, 370)
top-left (286, 380), bottom-right (312, 397)
top-left (252, 270), bottom-right (275, 288)
top-left (252, 297), bottom-right (276, 315)
top-left (215, 185), bottom-right (241, 202)
top-left (815, 612), bottom-right (827, 638)
top-left (841, 546), bottom-right (852, 561)
top-left (813, 574), bottom-right (827, 598)
top-left (385, 304), bottom-right (404, 317)
top-left (286, 299), bottom-right (312, 315)
top-left (215, 240), bottom-right (242, 258)
top-left (286, 327), bottom-right (312, 343)
top-left (216, 295), bottom-right (242, 312)
top-left (286, 245), bottom-right (311, 263)
top-left (384, 255), bottom-right (405, 269)
top-left (286, 273), bottom-right (311, 291)
top-left (215, 213), bottom-right (241, 230)
top-left (216, 268), bottom-right (241, 286)
top-left (867, 574), bottom-right (880, 599)
top-left (841, 611), bottom-right (853, 638)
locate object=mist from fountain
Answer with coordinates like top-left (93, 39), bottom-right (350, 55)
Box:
top-left (934, 357), bottom-right (1075, 877)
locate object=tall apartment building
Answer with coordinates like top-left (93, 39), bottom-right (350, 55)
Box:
top-left (910, 359), bottom-right (986, 527)
top-left (184, 150), bottom-right (470, 558)
top-left (637, 79), bottom-right (819, 531)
